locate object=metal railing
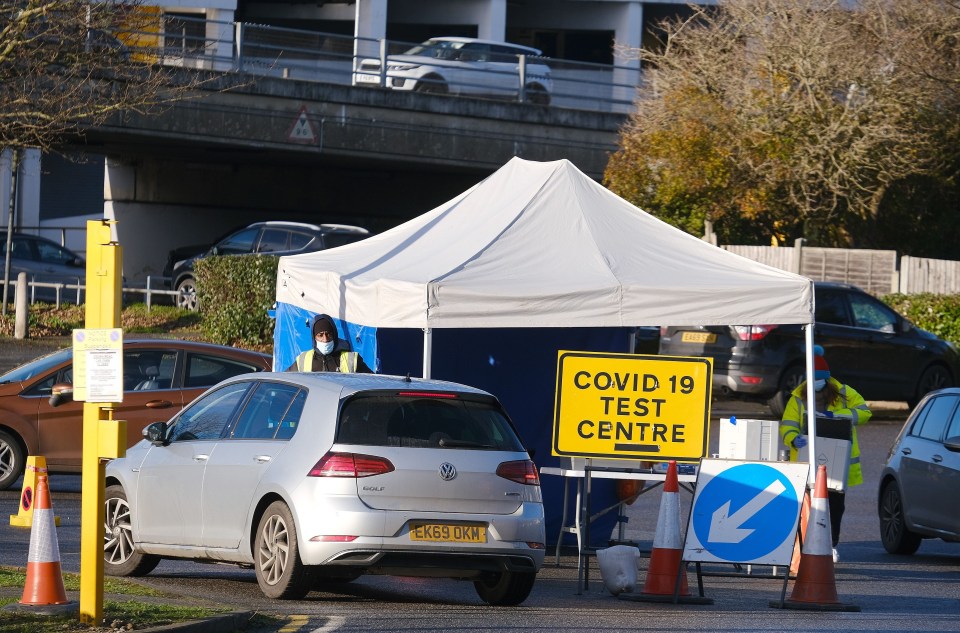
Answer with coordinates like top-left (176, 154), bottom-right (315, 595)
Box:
top-left (126, 16), bottom-right (641, 114)
top-left (2, 275), bottom-right (177, 311)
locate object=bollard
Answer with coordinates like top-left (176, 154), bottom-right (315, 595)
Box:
top-left (14, 272), bottom-right (28, 339)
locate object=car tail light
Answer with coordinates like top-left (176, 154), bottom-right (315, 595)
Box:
top-left (308, 452), bottom-right (395, 478)
top-left (496, 460), bottom-right (540, 485)
top-left (733, 324), bottom-right (778, 341)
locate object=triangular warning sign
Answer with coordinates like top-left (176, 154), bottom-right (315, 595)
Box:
top-left (288, 106), bottom-right (317, 144)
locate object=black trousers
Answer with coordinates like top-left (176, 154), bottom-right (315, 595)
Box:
top-left (827, 490), bottom-right (845, 547)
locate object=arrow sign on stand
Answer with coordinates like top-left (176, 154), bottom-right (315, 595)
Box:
top-left (684, 460), bottom-right (808, 565)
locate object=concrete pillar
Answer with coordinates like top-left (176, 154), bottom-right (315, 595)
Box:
top-left (206, 8), bottom-right (236, 72)
top-left (17, 148), bottom-right (41, 230)
top-left (477, 0), bottom-right (507, 41)
top-left (612, 1), bottom-right (644, 112)
top-left (354, 0), bottom-right (388, 61)
top-left (15, 272), bottom-right (28, 339)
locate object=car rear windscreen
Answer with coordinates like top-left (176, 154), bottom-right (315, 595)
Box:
top-left (336, 393), bottom-right (525, 451)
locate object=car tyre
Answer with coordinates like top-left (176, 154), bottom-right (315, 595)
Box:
top-left (908, 365), bottom-right (953, 409)
top-left (415, 76), bottom-right (448, 95)
top-left (104, 485), bottom-right (161, 576)
top-left (525, 84), bottom-right (550, 106)
top-left (473, 570), bottom-right (536, 606)
top-left (175, 276), bottom-right (198, 311)
top-left (255, 501), bottom-right (312, 599)
top-left (0, 430), bottom-right (25, 491)
top-left (767, 364), bottom-right (804, 418)
top-left (879, 481), bottom-right (922, 555)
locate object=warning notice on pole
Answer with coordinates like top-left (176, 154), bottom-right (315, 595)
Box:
top-left (73, 328), bottom-right (124, 403)
top-left (552, 351), bottom-right (712, 461)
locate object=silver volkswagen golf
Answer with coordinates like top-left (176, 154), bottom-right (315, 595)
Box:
top-left (103, 372), bottom-right (545, 604)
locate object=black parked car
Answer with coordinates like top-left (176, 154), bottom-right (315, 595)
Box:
top-left (659, 281), bottom-right (960, 415)
top-left (164, 221), bottom-right (369, 310)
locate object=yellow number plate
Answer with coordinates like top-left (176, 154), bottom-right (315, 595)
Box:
top-left (681, 331), bottom-right (717, 344)
top-left (409, 523), bottom-right (487, 543)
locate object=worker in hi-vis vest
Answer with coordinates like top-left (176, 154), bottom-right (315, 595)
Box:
top-left (779, 345), bottom-right (871, 564)
top-left (287, 313), bottom-right (370, 373)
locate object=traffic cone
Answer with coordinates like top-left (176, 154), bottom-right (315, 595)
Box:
top-left (7, 475), bottom-right (78, 616)
top-left (9, 456), bottom-right (60, 528)
top-left (620, 460), bottom-right (712, 604)
top-left (770, 465), bottom-right (859, 612)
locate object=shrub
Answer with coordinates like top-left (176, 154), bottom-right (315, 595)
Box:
top-left (196, 255), bottom-right (277, 347)
top-left (882, 293), bottom-right (960, 346)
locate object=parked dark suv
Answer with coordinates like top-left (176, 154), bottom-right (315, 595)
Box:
top-left (658, 281), bottom-right (960, 415)
top-left (165, 221), bottom-right (369, 310)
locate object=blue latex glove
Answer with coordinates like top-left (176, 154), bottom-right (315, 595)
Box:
top-left (819, 410), bottom-right (835, 418)
top-left (792, 435), bottom-right (808, 449)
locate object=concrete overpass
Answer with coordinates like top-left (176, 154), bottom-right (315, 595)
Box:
top-left (69, 72), bottom-right (626, 282)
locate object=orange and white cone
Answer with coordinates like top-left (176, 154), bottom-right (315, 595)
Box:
top-left (771, 465), bottom-right (859, 612)
top-left (15, 475), bottom-right (75, 613)
top-left (621, 460), bottom-right (711, 604)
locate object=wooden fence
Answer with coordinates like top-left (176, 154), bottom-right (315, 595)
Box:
top-left (722, 240), bottom-right (960, 296)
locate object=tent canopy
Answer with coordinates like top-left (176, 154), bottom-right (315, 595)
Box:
top-left (276, 157), bottom-right (813, 328)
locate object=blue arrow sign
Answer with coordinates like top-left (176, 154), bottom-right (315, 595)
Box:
top-left (688, 462), bottom-right (804, 563)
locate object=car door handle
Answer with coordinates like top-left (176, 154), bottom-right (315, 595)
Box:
top-left (145, 400), bottom-right (173, 409)
top-left (193, 454), bottom-right (209, 462)
top-left (932, 454), bottom-right (943, 463)
top-left (254, 455), bottom-right (272, 464)
top-left (900, 447), bottom-right (912, 455)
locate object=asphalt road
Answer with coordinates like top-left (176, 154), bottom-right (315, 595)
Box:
top-left (2, 401), bottom-right (958, 632)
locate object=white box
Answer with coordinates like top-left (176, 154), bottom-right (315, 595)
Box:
top-left (718, 418), bottom-right (780, 462)
top-left (797, 436), bottom-right (851, 492)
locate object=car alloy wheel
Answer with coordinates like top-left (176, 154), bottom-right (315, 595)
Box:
top-left (255, 501), bottom-right (311, 599)
top-left (103, 485), bottom-right (160, 576)
top-left (879, 481), bottom-right (922, 555)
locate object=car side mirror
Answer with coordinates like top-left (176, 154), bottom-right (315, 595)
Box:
top-left (144, 421), bottom-right (169, 446)
top-left (944, 436), bottom-right (960, 453)
top-left (526, 447), bottom-right (536, 459)
top-left (48, 383), bottom-right (74, 407)
top-left (70, 257), bottom-right (84, 268)
top-left (209, 246), bottom-right (219, 256)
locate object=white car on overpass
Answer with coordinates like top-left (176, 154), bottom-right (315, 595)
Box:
top-left (355, 36), bottom-right (552, 105)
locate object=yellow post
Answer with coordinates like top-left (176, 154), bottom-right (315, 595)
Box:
top-left (79, 220), bottom-right (124, 626)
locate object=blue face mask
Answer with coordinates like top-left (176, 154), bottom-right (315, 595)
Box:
top-left (316, 340), bottom-right (335, 355)
top-left (813, 379), bottom-right (826, 391)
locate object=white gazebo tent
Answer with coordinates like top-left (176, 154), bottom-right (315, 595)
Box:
top-left (276, 157), bottom-right (822, 479)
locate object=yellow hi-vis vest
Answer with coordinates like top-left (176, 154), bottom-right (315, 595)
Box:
top-left (295, 349), bottom-right (359, 373)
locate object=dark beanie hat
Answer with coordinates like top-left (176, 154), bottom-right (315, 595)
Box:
top-left (311, 314), bottom-right (337, 339)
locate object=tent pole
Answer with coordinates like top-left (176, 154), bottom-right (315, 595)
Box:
top-left (804, 324), bottom-right (817, 485)
top-left (423, 327), bottom-right (432, 379)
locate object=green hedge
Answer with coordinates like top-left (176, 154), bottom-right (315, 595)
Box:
top-left (882, 293), bottom-right (960, 346)
top-left (195, 254), bottom-right (278, 347)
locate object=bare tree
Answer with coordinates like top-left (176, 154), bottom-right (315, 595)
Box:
top-left (0, 0), bottom-right (211, 151)
top-left (605, 0), bottom-right (960, 248)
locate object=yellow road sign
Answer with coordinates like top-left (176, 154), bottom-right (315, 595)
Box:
top-left (552, 351), bottom-right (712, 462)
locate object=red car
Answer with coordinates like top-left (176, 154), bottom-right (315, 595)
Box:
top-left (0, 339), bottom-right (271, 489)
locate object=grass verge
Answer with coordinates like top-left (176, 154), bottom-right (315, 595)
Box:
top-left (0, 567), bottom-right (281, 632)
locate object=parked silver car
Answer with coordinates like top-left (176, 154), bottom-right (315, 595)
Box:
top-left (878, 387), bottom-right (960, 554)
top-left (355, 36), bottom-right (552, 105)
top-left (104, 372), bottom-right (545, 603)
